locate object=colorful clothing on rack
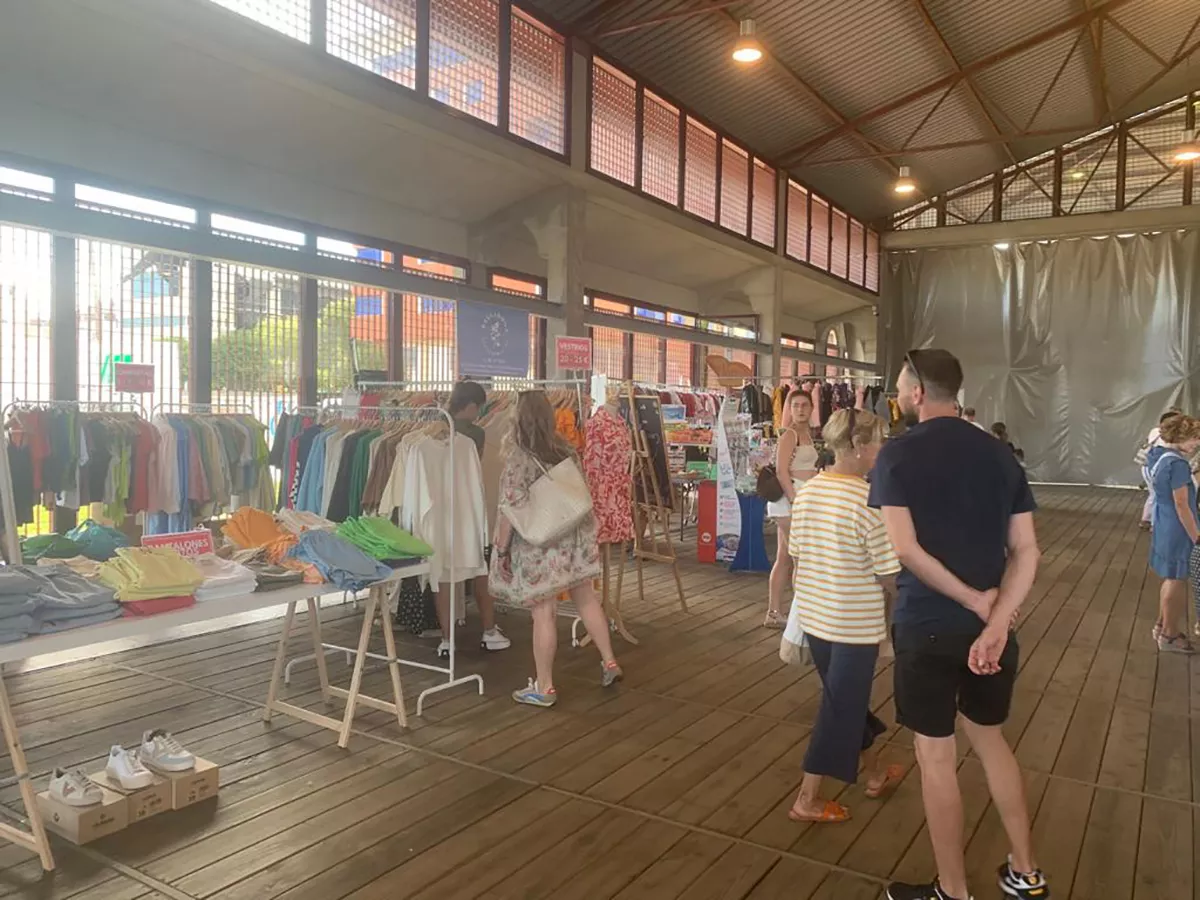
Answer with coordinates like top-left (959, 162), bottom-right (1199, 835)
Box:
top-left (583, 407), bottom-right (634, 544)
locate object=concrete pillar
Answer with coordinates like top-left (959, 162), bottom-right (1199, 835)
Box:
top-left (743, 265), bottom-right (783, 381)
top-left (530, 188), bottom-right (587, 377)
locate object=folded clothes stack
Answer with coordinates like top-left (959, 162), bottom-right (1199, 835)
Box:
top-left (191, 554), bottom-right (257, 602)
top-left (336, 517), bottom-right (433, 561)
top-left (35, 555), bottom-right (102, 578)
top-left (64, 519), bottom-right (130, 562)
top-left (0, 567), bottom-right (46, 643)
top-left (286, 530), bottom-right (394, 592)
top-left (98, 547), bottom-right (203, 603)
top-left (221, 507), bottom-right (323, 583)
top-left (246, 564), bottom-right (304, 591)
top-left (275, 508), bottom-right (336, 536)
top-left (0, 566), bottom-right (122, 640)
top-left (21, 534), bottom-right (85, 564)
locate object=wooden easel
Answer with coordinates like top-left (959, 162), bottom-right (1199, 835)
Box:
top-left (625, 384), bottom-right (687, 615)
top-left (0, 425), bottom-right (54, 872)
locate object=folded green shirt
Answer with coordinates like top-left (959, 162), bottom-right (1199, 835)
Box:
top-left (335, 517), bottom-right (433, 560)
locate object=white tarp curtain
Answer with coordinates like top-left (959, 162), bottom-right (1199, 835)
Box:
top-left (888, 230), bottom-right (1200, 485)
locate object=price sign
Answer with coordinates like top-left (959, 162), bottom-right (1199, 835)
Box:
top-left (142, 529), bottom-right (214, 558)
top-left (555, 336), bottom-right (593, 370)
top-left (114, 363), bottom-right (155, 394)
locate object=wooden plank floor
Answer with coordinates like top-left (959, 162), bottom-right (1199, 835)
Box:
top-left (0, 486), bottom-right (1196, 899)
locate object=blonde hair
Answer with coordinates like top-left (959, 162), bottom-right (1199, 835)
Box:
top-left (508, 390), bottom-right (573, 466)
top-left (822, 408), bottom-right (885, 454)
top-left (1159, 413), bottom-right (1200, 445)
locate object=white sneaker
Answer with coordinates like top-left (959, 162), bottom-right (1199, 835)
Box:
top-left (106, 745), bottom-right (155, 789)
top-left (47, 768), bottom-right (102, 807)
top-left (139, 729), bottom-right (195, 773)
top-left (481, 626), bottom-right (511, 651)
top-left (437, 639), bottom-right (452, 659)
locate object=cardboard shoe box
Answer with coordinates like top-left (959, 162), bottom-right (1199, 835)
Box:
top-left (37, 787), bottom-right (128, 844)
top-left (161, 757), bottom-right (220, 809)
top-left (89, 770), bottom-right (171, 824)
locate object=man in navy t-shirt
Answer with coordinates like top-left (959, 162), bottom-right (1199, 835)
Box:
top-left (870, 350), bottom-right (1049, 900)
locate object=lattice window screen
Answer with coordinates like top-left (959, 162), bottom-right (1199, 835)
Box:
top-left (631, 333), bottom-right (661, 382)
top-left (1062, 132), bottom-right (1118, 215)
top-left (809, 196), bottom-right (830, 270)
top-left (945, 177), bottom-right (995, 224)
top-left (590, 59), bottom-right (637, 185)
top-left (0, 226), bottom-right (52, 411)
top-left (402, 294), bottom-right (456, 382)
top-left (896, 205), bottom-right (938, 229)
top-left (590, 325), bottom-right (627, 378)
top-left (751, 160), bottom-right (775, 247)
top-left (665, 339), bottom-right (692, 385)
top-left (830, 209), bottom-right (849, 279)
top-left (327, 0), bottom-right (417, 88)
top-left (209, 0), bottom-right (310, 40)
top-left (786, 181), bottom-right (808, 261)
top-left (1126, 107), bottom-right (1186, 210)
top-left (848, 220), bottom-right (864, 285)
top-left (77, 240), bottom-right (192, 410)
top-left (210, 261), bottom-right (297, 428)
top-left (642, 90), bottom-right (680, 204)
top-left (1001, 157), bottom-right (1056, 220)
top-left (317, 280), bottom-right (388, 397)
top-left (865, 231), bottom-right (879, 292)
top-left (429, 0), bottom-right (499, 125)
top-left (719, 140), bottom-right (749, 235)
top-left (510, 10), bottom-right (566, 153)
top-left (683, 117), bottom-right (718, 221)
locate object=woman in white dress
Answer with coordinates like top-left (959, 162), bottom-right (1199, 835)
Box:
top-left (765, 387), bottom-right (819, 628)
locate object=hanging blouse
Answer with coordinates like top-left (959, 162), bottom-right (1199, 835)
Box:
top-left (583, 407), bottom-right (634, 545)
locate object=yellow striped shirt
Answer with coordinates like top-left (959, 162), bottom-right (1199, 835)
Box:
top-left (787, 472), bottom-right (900, 644)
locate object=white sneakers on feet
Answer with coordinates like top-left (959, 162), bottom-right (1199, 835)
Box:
top-left (139, 729), bottom-right (195, 773)
top-left (106, 745), bottom-right (155, 790)
top-left (48, 768), bottom-right (102, 807)
top-left (481, 626), bottom-right (511, 651)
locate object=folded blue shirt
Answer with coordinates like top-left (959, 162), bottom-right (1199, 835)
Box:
top-left (286, 530), bottom-right (393, 592)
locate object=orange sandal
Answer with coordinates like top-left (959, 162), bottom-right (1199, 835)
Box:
top-left (787, 799), bottom-right (851, 823)
top-left (864, 764), bottom-right (905, 799)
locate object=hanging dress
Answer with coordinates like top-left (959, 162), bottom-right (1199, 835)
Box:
top-left (583, 406), bottom-right (635, 544)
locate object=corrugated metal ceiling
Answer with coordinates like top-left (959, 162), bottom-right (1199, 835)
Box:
top-left (527, 0), bottom-right (1200, 222)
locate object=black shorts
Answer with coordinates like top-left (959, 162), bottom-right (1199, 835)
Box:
top-left (892, 628), bottom-right (1019, 739)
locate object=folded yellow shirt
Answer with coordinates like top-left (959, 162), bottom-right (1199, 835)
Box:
top-left (98, 547), bottom-right (204, 601)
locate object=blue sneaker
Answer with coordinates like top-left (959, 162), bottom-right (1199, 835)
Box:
top-left (512, 679), bottom-right (556, 708)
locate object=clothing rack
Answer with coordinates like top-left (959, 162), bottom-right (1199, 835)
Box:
top-left (151, 401), bottom-right (256, 417)
top-left (279, 401), bottom-right (483, 716)
top-left (2, 398), bottom-right (147, 419)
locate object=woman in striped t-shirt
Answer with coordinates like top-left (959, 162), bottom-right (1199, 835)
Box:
top-left (784, 407), bottom-right (903, 824)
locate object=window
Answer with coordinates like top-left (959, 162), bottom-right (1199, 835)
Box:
top-left (830, 208), bottom-right (849, 279)
top-left (786, 181), bottom-right (808, 261)
top-left (75, 185), bottom-right (196, 228)
top-left (211, 261), bottom-right (299, 428)
top-left (665, 338), bottom-right (692, 385)
top-left (631, 333), bottom-right (661, 382)
top-left (865, 231), bottom-right (880, 292)
top-left (590, 325), bottom-right (627, 378)
top-left (429, 0), bottom-right (500, 126)
top-left (327, 0), bottom-right (418, 89)
top-left (318, 280), bottom-right (388, 397)
top-left (510, 10), bottom-right (566, 153)
top-left (642, 90), bottom-right (680, 204)
top-left (810, 196), bottom-right (830, 271)
top-left (825, 331), bottom-right (839, 379)
top-left (208, 0), bottom-right (310, 41)
top-left (0, 165), bottom-right (54, 200)
top-left (848, 219), bottom-right (864, 285)
top-left (402, 255), bottom-right (468, 281)
top-left (0, 226), bottom-right (53, 412)
top-left (490, 271), bottom-right (544, 297)
top-left (403, 294), bottom-right (456, 382)
top-left (719, 140), bottom-right (749, 235)
top-left (77, 240), bottom-right (192, 411)
top-left (751, 159), bottom-right (775, 247)
top-left (212, 213), bottom-right (305, 249)
top-left (590, 59), bottom-right (637, 185)
top-left (683, 117), bottom-right (718, 221)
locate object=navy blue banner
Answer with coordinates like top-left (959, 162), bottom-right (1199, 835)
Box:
top-left (456, 300), bottom-right (530, 377)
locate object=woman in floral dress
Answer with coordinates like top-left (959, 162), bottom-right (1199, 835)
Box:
top-left (490, 391), bottom-right (623, 707)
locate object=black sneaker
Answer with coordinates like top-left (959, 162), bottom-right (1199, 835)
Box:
top-left (886, 881), bottom-right (969, 900)
top-left (998, 857), bottom-right (1050, 898)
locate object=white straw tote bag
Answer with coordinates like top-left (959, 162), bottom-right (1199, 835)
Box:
top-left (501, 455), bottom-right (594, 547)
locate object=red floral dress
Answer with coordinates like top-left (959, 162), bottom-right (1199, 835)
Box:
top-left (583, 407), bottom-right (635, 544)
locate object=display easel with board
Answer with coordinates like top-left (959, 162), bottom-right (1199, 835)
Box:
top-left (619, 383), bottom-right (687, 616)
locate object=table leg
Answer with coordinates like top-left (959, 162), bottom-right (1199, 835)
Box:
top-left (306, 597), bottom-right (331, 703)
top-left (0, 673), bottom-right (53, 871)
top-left (378, 583), bottom-right (408, 729)
top-left (338, 590), bottom-right (379, 749)
top-left (263, 601), bottom-right (298, 723)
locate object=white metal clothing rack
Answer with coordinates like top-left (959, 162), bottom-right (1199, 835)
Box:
top-left (150, 401), bottom-right (256, 417)
top-left (2, 398), bottom-right (148, 419)
top-left (281, 400), bottom-right (484, 716)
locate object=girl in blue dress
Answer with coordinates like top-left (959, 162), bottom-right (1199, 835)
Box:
top-left (1145, 413), bottom-right (1200, 653)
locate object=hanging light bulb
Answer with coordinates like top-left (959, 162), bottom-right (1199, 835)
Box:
top-left (732, 19), bottom-right (763, 64)
top-left (894, 165), bottom-right (917, 195)
top-left (1174, 129), bottom-right (1200, 162)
